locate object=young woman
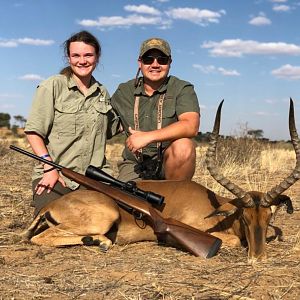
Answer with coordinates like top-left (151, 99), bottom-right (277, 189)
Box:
top-left (25, 30), bottom-right (119, 215)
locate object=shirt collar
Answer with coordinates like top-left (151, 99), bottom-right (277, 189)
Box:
top-left (67, 75), bottom-right (100, 93)
top-left (67, 76), bottom-right (77, 89)
top-left (134, 76), bottom-right (169, 96)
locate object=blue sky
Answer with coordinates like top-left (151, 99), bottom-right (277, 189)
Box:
top-left (1, 0), bottom-right (300, 140)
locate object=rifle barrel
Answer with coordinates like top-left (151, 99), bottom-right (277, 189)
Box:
top-left (9, 145), bottom-right (62, 170)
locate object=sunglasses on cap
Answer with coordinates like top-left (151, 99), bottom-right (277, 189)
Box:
top-left (141, 55), bottom-right (170, 65)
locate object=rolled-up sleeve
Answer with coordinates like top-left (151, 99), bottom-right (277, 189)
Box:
top-left (25, 84), bottom-right (55, 138)
top-left (175, 84), bottom-right (200, 117)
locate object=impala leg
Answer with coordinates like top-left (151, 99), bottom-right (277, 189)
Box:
top-left (211, 232), bottom-right (242, 247)
top-left (21, 213), bottom-right (45, 241)
top-left (30, 224), bottom-right (113, 250)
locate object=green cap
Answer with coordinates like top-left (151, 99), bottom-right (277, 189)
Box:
top-left (139, 38), bottom-right (171, 57)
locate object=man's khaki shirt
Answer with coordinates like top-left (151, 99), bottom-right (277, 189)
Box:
top-left (111, 75), bottom-right (200, 161)
top-left (25, 75), bottom-right (119, 189)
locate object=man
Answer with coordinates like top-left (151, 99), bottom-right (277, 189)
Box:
top-left (111, 37), bottom-right (200, 181)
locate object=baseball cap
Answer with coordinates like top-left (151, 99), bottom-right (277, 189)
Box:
top-left (139, 38), bottom-right (171, 57)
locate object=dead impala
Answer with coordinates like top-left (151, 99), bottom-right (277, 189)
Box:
top-left (23, 99), bottom-right (299, 262)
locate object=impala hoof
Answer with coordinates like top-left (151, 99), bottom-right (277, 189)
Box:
top-left (81, 236), bottom-right (94, 246)
top-left (99, 240), bottom-right (112, 252)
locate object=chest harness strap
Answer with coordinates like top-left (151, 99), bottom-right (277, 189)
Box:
top-left (133, 93), bottom-right (165, 163)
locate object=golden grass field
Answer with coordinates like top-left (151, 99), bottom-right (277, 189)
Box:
top-left (0, 137), bottom-right (299, 299)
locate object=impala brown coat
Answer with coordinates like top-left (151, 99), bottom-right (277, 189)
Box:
top-left (23, 99), bottom-right (299, 262)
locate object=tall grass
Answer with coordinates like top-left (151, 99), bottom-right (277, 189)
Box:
top-left (2, 136), bottom-right (297, 199)
top-left (0, 138), bottom-right (29, 157)
top-left (0, 140), bottom-right (10, 156)
top-left (194, 138), bottom-right (296, 197)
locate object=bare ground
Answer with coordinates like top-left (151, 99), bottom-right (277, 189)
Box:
top-left (0, 142), bottom-right (299, 300)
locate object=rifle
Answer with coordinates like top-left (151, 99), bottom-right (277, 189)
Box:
top-left (86, 165), bottom-right (164, 207)
top-left (10, 145), bottom-right (222, 258)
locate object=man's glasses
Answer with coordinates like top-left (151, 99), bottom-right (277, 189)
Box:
top-left (141, 56), bottom-right (170, 65)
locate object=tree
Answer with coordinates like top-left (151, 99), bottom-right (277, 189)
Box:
top-left (13, 115), bottom-right (27, 128)
top-left (247, 129), bottom-right (264, 139)
top-left (0, 113), bottom-right (11, 129)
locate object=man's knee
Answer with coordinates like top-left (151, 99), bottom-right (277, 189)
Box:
top-left (163, 138), bottom-right (196, 180)
top-left (165, 138), bottom-right (196, 162)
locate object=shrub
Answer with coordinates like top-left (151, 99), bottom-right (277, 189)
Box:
top-left (0, 140), bottom-right (10, 156)
top-left (215, 137), bottom-right (267, 168)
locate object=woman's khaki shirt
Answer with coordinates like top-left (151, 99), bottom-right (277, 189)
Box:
top-left (25, 75), bottom-right (119, 189)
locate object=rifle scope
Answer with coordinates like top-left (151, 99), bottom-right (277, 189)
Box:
top-left (85, 165), bottom-right (164, 206)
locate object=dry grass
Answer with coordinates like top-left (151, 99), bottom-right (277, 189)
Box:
top-left (195, 139), bottom-right (295, 197)
top-left (0, 138), bottom-right (299, 299)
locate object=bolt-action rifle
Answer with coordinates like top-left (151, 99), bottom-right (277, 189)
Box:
top-left (10, 145), bottom-right (222, 258)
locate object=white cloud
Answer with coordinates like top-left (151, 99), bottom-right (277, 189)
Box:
top-left (166, 7), bottom-right (226, 25)
top-left (193, 64), bottom-right (240, 76)
top-left (202, 39), bottom-right (300, 57)
top-left (270, 0), bottom-right (288, 3)
top-left (249, 13), bottom-right (271, 26)
top-left (0, 38), bottom-right (54, 48)
top-left (273, 4), bottom-right (290, 11)
top-left (0, 40), bottom-right (18, 47)
top-left (0, 103), bottom-right (15, 109)
top-left (78, 6), bottom-right (226, 30)
top-left (124, 5), bottom-right (161, 15)
top-left (271, 64), bottom-right (300, 80)
top-left (78, 14), bottom-right (166, 28)
top-left (218, 67), bottom-right (240, 76)
top-left (265, 98), bottom-right (277, 104)
top-left (255, 111), bottom-right (270, 116)
top-left (19, 74), bottom-right (45, 81)
top-left (0, 93), bottom-right (23, 99)
top-left (193, 64), bottom-right (216, 73)
top-left (17, 38), bottom-right (54, 46)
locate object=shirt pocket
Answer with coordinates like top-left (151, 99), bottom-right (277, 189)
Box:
top-left (53, 104), bottom-right (79, 136)
top-left (162, 102), bottom-right (177, 127)
top-left (93, 101), bottom-right (112, 114)
top-left (92, 101), bottom-right (112, 132)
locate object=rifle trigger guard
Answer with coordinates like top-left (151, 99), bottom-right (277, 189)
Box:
top-left (133, 210), bottom-right (143, 220)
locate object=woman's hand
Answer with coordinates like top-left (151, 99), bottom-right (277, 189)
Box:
top-left (35, 167), bottom-right (66, 195)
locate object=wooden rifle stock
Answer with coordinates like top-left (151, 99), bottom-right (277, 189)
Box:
top-left (10, 145), bottom-right (222, 258)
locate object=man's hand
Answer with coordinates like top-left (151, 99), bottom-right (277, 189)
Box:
top-left (126, 111), bottom-right (199, 153)
top-left (126, 127), bottom-right (154, 153)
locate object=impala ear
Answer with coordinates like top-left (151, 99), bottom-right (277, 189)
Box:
top-left (272, 195), bottom-right (294, 214)
top-left (270, 195), bottom-right (293, 223)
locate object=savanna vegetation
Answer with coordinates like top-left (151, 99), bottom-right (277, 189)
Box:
top-left (0, 134), bottom-right (299, 299)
